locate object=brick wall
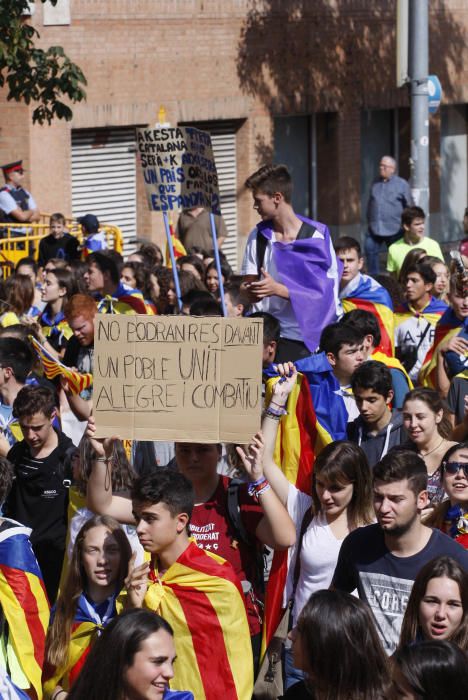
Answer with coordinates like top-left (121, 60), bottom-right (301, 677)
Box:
top-left (0, 1), bottom-right (466, 263)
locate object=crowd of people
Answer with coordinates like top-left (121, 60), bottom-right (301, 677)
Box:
top-left (0, 159), bottom-right (467, 700)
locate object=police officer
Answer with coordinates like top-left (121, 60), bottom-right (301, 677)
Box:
top-left (0, 161), bottom-right (40, 225)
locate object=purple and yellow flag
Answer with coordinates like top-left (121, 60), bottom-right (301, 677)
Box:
top-left (29, 336), bottom-right (93, 396)
top-left (341, 273), bottom-right (394, 357)
top-left (0, 520), bottom-right (50, 700)
top-left (129, 542), bottom-right (253, 700)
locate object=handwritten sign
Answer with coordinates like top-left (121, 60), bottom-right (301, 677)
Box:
top-left (93, 315), bottom-right (263, 443)
top-left (137, 126), bottom-right (221, 214)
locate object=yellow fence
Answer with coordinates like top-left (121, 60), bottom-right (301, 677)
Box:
top-left (0, 217), bottom-right (123, 277)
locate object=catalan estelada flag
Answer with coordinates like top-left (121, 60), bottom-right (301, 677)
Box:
top-left (166, 216), bottom-right (187, 268)
top-left (260, 357), bottom-right (346, 657)
top-left (394, 297), bottom-right (448, 336)
top-left (419, 307), bottom-right (465, 387)
top-left (340, 273), bottom-right (394, 357)
top-left (29, 336), bottom-right (93, 396)
top-left (42, 593), bottom-right (117, 698)
top-left (0, 519), bottom-right (49, 700)
top-left (97, 282), bottom-right (148, 315)
top-left (125, 541), bottom-right (253, 700)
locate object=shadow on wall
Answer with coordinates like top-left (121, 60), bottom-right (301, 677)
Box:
top-left (236, 0), bottom-right (466, 221)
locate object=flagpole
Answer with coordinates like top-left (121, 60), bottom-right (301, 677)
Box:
top-left (163, 211), bottom-right (183, 312)
top-left (209, 213), bottom-right (227, 317)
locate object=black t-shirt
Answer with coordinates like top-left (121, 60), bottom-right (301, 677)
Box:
top-left (4, 430), bottom-right (75, 548)
top-left (332, 523), bottom-right (468, 654)
top-left (38, 233), bottom-right (81, 267)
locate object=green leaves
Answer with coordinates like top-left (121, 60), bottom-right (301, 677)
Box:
top-left (0, 0), bottom-right (87, 124)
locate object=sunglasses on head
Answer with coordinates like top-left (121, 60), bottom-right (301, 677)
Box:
top-left (443, 461), bottom-right (468, 478)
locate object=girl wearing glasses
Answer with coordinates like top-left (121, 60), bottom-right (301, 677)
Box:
top-left (427, 441), bottom-right (468, 547)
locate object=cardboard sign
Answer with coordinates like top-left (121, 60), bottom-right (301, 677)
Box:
top-left (137, 126), bottom-right (221, 214)
top-left (93, 314), bottom-right (263, 443)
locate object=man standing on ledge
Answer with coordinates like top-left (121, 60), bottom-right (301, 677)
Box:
top-left (365, 155), bottom-right (412, 275)
top-left (240, 164), bottom-right (341, 362)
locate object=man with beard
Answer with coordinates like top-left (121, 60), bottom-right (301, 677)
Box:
top-left (331, 450), bottom-right (468, 654)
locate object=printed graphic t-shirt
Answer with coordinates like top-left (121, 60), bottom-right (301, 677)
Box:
top-left (332, 524), bottom-right (468, 654)
top-left (190, 475), bottom-right (264, 635)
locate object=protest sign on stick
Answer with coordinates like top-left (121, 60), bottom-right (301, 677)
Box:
top-left (93, 314), bottom-right (263, 443)
top-left (137, 126), bottom-right (221, 214)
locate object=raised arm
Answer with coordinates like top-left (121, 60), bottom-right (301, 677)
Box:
top-left (261, 362), bottom-right (298, 506)
top-left (236, 432), bottom-right (296, 549)
top-left (85, 415), bottom-right (135, 524)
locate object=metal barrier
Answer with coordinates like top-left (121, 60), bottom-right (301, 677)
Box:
top-left (0, 219), bottom-right (124, 277)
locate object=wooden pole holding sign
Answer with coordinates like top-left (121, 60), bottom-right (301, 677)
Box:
top-left (209, 213), bottom-right (227, 317)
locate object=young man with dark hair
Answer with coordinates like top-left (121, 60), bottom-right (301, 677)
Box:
top-left (319, 322), bottom-right (364, 421)
top-left (125, 467), bottom-right (253, 698)
top-left (0, 338), bottom-right (34, 455)
top-left (332, 449), bottom-right (468, 654)
top-left (335, 236), bottom-right (394, 357)
top-left (224, 277), bottom-right (249, 318)
top-left (340, 309), bottom-right (412, 408)
top-left (387, 206), bottom-right (444, 277)
top-left (85, 251), bottom-right (148, 315)
top-left (240, 164), bottom-right (341, 361)
top-left (348, 361), bottom-right (405, 466)
top-left (249, 311), bottom-right (280, 368)
top-left (4, 385), bottom-right (75, 602)
top-left (394, 261), bottom-right (448, 382)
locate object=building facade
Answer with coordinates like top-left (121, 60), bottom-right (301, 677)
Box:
top-left (1, 0), bottom-right (467, 267)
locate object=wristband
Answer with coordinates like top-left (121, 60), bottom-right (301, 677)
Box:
top-left (270, 400), bottom-right (287, 410)
top-left (52, 690), bottom-right (67, 700)
top-left (93, 456), bottom-right (110, 463)
top-left (248, 476), bottom-right (271, 500)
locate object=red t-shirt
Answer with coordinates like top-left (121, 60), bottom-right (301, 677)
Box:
top-left (190, 475), bottom-right (264, 635)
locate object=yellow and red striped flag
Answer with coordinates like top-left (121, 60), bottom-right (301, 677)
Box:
top-left (128, 541), bottom-right (253, 700)
top-left (419, 308), bottom-right (464, 387)
top-left (166, 216), bottom-right (187, 268)
top-left (0, 521), bottom-right (50, 700)
top-left (29, 336), bottom-right (93, 396)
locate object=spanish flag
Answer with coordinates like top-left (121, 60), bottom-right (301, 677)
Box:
top-left (29, 336), bottom-right (93, 396)
top-left (419, 307), bottom-right (465, 388)
top-left (166, 216), bottom-right (187, 268)
top-left (340, 274), bottom-right (394, 357)
top-left (0, 519), bottom-right (50, 700)
top-left (130, 542), bottom-right (253, 700)
top-left (260, 357), bottom-right (346, 656)
top-left (97, 282), bottom-right (148, 315)
top-left (42, 593), bottom-right (117, 698)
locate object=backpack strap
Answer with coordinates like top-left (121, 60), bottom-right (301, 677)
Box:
top-left (226, 478), bottom-right (251, 546)
top-left (256, 230), bottom-right (268, 275)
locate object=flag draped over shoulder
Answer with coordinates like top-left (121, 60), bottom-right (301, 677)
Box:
top-left (0, 520), bottom-right (49, 700)
top-left (42, 594), bottom-right (117, 698)
top-left (341, 274), bottom-right (394, 357)
top-left (97, 282), bottom-right (148, 315)
top-left (261, 358), bottom-right (346, 656)
top-left (132, 542), bottom-right (252, 700)
top-left (29, 336), bottom-right (93, 397)
top-left (394, 298), bottom-right (448, 333)
top-left (259, 216), bottom-right (341, 352)
top-left (419, 308), bottom-right (465, 387)
top-left (371, 350), bottom-right (414, 390)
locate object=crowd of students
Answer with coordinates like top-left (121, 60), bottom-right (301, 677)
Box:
top-left (0, 163), bottom-right (467, 700)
